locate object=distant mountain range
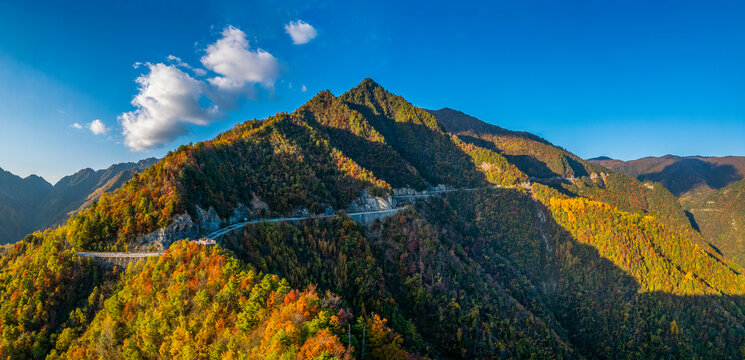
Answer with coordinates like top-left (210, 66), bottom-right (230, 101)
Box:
top-left (589, 154), bottom-right (745, 196)
top-left (589, 154), bottom-right (745, 269)
top-left (0, 158), bottom-right (157, 244)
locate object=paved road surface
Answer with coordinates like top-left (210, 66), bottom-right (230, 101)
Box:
top-left (76, 187), bottom-right (490, 258)
top-left (206, 208), bottom-right (404, 239)
top-left (77, 208), bottom-right (406, 258)
top-left (78, 252), bottom-right (164, 258)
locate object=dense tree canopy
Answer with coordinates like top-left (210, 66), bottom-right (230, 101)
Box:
top-left (2, 79), bottom-right (745, 359)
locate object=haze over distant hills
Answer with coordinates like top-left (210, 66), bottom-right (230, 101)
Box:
top-left (0, 158), bottom-right (157, 244)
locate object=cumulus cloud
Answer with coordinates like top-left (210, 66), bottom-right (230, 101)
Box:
top-left (70, 123), bottom-right (83, 129)
top-left (285, 20), bottom-right (317, 45)
top-left (89, 120), bottom-right (109, 135)
top-left (301, 84), bottom-right (307, 92)
top-left (119, 63), bottom-right (218, 151)
top-left (119, 25), bottom-right (282, 151)
top-left (167, 55), bottom-right (207, 76)
top-left (201, 26), bottom-right (279, 91)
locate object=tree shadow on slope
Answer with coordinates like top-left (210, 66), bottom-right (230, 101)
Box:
top-left (304, 120), bottom-right (429, 190)
top-left (173, 117), bottom-right (396, 219)
top-left (639, 159), bottom-right (742, 196)
top-left (344, 103), bottom-right (488, 188)
top-left (457, 134), bottom-right (559, 178)
top-left (437, 188), bottom-right (745, 359)
top-left (426, 107), bottom-right (552, 145)
top-left (218, 187), bottom-right (745, 359)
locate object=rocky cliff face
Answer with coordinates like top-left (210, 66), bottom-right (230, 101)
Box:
top-left (347, 189), bottom-right (395, 212)
top-left (138, 213), bottom-right (200, 250)
top-left (137, 200), bottom-right (260, 250)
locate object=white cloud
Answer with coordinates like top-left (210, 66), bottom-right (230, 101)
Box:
top-left (119, 63), bottom-right (218, 151)
top-left (70, 123), bottom-right (83, 129)
top-left (285, 20), bottom-right (317, 45)
top-left (201, 26), bottom-right (279, 91)
top-left (89, 119), bottom-right (109, 135)
top-left (301, 84), bottom-right (307, 92)
top-left (119, 25), bottom-right (281, 151)
top-left (167, 55), bottom-right (192, 70)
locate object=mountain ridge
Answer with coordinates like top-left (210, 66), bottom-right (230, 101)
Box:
top-left (3, 79), bottom-right (745, 359)
top-left (0, 158), bottom-right (157, 244)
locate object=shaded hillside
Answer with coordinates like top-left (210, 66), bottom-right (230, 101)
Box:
top-left (0, 169), bottom-right (52, 244)
top-left (63, 79), bottom-right (526, 251)
top-left (4, 79), bottom-right (745, 359)
top-left (685, 179), bottom-right (745, 268)
top-left (589, 155), bottom-right (745, 268)
top-left (428, 107), bottom-right (604, 179)
top-left (589, 155), bottom-right (745, 197)
top-left (217, 186), bottom-right (745, 358)
top-left (38, 158), bottom-right (158, 226)
top-left (0, 159), bottom-right (157, 244)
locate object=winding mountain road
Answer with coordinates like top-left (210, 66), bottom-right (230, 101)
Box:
top-left (77, 207), bottom-right (406, 262)
top-left (76, 187), bottom-right (492, 264)
top-left (206, 208), bottom-right (403, 239)
top-left (77, 251), bottom-right (164, 258)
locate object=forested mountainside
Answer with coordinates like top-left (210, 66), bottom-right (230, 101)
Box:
top-left (428, 108), bottom-right (604, 179)
top-left (0, 159), bottom-right (157, 244)
top-left (588, 155), bottom-right (745, 270)
top-left (3, 79), bottom-right (745, 359)
top-left (684, 179), bottom-right (745, 268)
top-left (0, 169), bottom-right (51, 244)
top-left (588, 154), bottom-right (745, 197)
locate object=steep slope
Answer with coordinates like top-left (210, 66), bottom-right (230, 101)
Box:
top-left (429, 107), bottom-right (604, 179)
top-left (60, 241), bottom-right (410, 360)
top-left (589, 154), bottom-right (745, 197)
top-left (0, 159), bottom-right (157, 244)
top-left (220, 208), bottom-right (575, 358)
top-left (4, 79), bottom-right (745, 359)
top-left (0, 169), bottom-right (53, 243)
top-left (297, 89), bottom-right (429, 190)
top-left (339, 80), bottom-right (489, 188)
top-left (64, 112), bottom-right (394, 251)
top-left (685, 179), bottom-right (745, 267)
top-left (64, 79), bottom-right (526, 251)
top-left (218, 184), bottom-right (745, 358)
top-left (38, 158), bottom-right (158, 227)
top-left (588, 155), bottom-right (745, 268)
top-left (427, 108), bottom-right (698, 234)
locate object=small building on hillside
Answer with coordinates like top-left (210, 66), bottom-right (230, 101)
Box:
top-left (197, 238), bottom-right (217, 246)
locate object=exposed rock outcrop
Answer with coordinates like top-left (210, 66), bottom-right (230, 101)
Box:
top-left (138, 213), bottom-right (200, 250)
top-left (347, 189), bottom-right (395, 212)
top-left (196, 205), bottom-right (221, 234)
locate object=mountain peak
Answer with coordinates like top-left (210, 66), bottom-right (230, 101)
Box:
top-left (346, 78), bottom-right (386, 98)
top-left (359, 77), bottom-right (381, 88)
top-left (305, 89), bottom-right (336, 105)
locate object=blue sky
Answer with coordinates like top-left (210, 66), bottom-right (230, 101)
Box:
top-left (1, 0), bottom-right (743, 183)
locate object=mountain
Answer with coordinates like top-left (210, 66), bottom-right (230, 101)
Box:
top-left (684, 179), bottom-right (745, 267)
top-left (588, 154), bottom-right (745, 197)
top-left (0, 158), bottom-right (157, 244)
top-left (588, 155), bottom-right (745, 268)
top-left (0, 169), bottom-right (52, 245)
top-left (3, 79), bottom-right (745, 359)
